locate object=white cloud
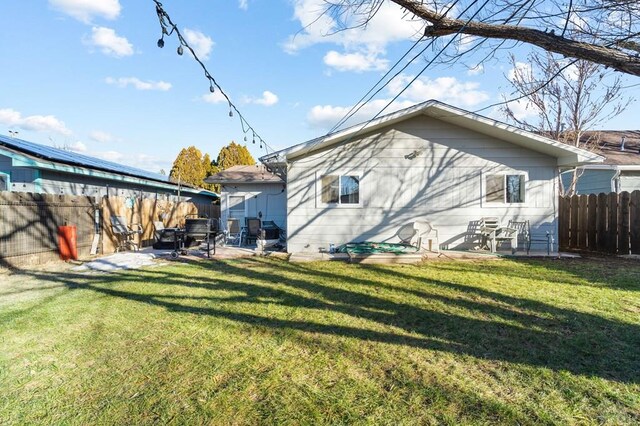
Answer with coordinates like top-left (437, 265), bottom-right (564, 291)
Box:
top-left (86, 26), bottom-right (133, 57)
top-left (501, 98), bottom-right (540, 121)
top-left (67, 141), bottom-right (87, 152)
top-left (49, 0), bottom-right (121, 23)
top-left (183, 28), bottom-right (214, 60)
top-left (202, 91), bottom-right (227, 104)
top-left (387, 74), bottom-right (490, 107)
top-left (307, 99), bottom-right (416, 129)
top-left (0, 108), bottom-right (72, 136)
top-left (92, 150), bottom-right (169, 172)
top-left (285, 0), bottom-right (421, 54)
top-left (89, 130), bottom-right (116, 143)
top-left (245, 91), bottom-right (279, 106)
top-left (105, 77), bottom-right (172, 91)
top-left (306, 74), bottom-right (490, 129)
top-left (508, 61), bottom-right (532, 81)
top-left (323, 50), bottom-right (389, 73)
top-left (238, 0), bottom-right (248, 10)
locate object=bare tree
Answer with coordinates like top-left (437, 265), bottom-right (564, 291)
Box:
top-left (324, 0), bottom-right (640, 76)
top-left (501, 51), bottom-right (631, 195)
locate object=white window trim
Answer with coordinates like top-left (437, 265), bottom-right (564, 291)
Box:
top-left (316, 171), bottom-right (363, 208)
top-left (481, 171), bottom-right (528, 207)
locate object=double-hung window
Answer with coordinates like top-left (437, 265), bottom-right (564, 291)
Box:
top-left (485, 174), bottom-right (525, 204)
top-left (320, 174), bottom-right (360, 206)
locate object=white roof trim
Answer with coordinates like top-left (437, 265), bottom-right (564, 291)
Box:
top-left (261, 100), bottom-right (604, 167)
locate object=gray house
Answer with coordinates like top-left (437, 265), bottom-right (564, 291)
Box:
top-left (261, 100), bottom-right (603, 253)
top-left (205, 165), bottom-right (286, 229)
top-left (0, 134), bottom-right (217, 203)
top-left (560, 131), bottom-right (640, 195)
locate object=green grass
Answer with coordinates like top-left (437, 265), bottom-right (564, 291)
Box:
top-left (1, 257), bottom-right (639, 425)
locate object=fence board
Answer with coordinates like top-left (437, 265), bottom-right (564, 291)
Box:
top-left (607, 193), bottom-right (618, 254)
top-left (587, 194), bottom-right (597, 250)
top-left (570, 195), bottom-right (579, 248)
top-left (559, 196), bottom-right (569, 250)
top-left (631, 190), bottom-right (640, 254)
top-left (597, 193), bottom-right (608, 252)
top-left (619, 192), bottom-right (631, 255)
top-left (577, 195), bottom-right (588, 250)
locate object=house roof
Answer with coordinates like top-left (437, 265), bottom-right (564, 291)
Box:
top-left (581, 130), bottom-right (640, 168)
top-left (0, 134), bottom-right (218, 197)
top-left (204, 165), bottom-right (284, 184)
top-left (260, 100), bottom-right (604, 167)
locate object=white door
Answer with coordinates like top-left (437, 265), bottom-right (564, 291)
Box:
top-left (228, 195), bottom-right (246, 227)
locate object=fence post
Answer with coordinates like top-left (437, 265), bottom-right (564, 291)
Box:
top-left (587, 194), bottom-right (597, 250)
top-left (607, 192), bottom-right (618, 254)
top-left (631, 190), bottom-right (640, 255)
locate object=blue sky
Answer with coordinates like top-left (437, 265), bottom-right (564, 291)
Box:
top-left (1, 0), bottom-right (638, 174)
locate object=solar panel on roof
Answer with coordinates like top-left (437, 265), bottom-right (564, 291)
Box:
top-left (0, 134), bottom-right (171, 183)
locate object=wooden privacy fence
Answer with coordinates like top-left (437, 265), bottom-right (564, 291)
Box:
top-left (101, 196), bottom-right (219, 254)
top-left (0, 192), bottom-right (98, 267)
top-left (559, 191), bottom-right (640, 254)
top-left (0, 191), bottom-right (219, 267)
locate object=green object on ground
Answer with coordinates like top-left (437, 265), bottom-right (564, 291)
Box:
top-left (337, 241), bottom-right (419, 254)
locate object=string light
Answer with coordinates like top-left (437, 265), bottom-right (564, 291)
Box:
top-left (152, 0), bottom-right (277, 157)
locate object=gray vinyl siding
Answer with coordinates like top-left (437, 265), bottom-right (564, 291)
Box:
top-left (286, 115), bottom-right (558, 253)
top-left (220, 183), bottom-right (287, 230)
top-left (561, 169), bottom-right (615, 195)
top-left (619, 171), bottom-right (640, 192)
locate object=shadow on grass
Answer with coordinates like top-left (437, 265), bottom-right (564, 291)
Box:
top-left (3, 257), bottom-right (639, 384)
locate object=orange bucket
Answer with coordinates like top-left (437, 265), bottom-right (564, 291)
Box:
top-left (58, 225), bottom-right (78, 261)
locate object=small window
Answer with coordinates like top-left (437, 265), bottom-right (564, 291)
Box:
top-left (485, 174), bottom-right (525, 203)
top-left (228, 195), bottom-right (245, 216)
top-left (320, 174), bottom-right (360, 205)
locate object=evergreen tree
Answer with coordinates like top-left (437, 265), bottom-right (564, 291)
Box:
top-left (216, 141), bottom-right (255, 170)
top-left (170, 146), bottom-right (207, 188)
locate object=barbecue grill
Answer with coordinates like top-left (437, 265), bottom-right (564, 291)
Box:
top-left (170, 215), bottom-right (219, 259)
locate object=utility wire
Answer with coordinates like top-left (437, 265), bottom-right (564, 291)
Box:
top-left (152, 1), bottom-right (275, 155)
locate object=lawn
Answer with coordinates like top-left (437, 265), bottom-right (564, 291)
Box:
top-left (1, 256), bottom-right (639, 425)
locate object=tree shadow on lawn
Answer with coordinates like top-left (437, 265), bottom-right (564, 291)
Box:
top-left (7, 258), bottom-right (640, 384)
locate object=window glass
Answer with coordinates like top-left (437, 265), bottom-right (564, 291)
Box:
top-left (321, 175), bottom-right (339, 203)
top-left (506, 175), bottom-right (524, 203)
top-left (486, 175), bottom-right (504, 203)
top-left (229, 196), bottom-right (245, 215)
top-left (340, 175), bottom-right (360, 204)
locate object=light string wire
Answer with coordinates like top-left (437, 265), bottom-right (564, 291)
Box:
top-left (152, 1), bottom-right (274, 155)
top-left (280, 0), bottom-right (491, 162)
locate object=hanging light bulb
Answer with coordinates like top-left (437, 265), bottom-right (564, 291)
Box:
top-left (244, 135), bottom-right (247, 142)
top-left (177, 45), bottom-right (184, 55)
top-left (229, 109), bottom-right (233, 117)
top-left (252, 133), bottom-right (256, 144)
top-left (209, 84), bottom-right (215, 93)
top-left (157, 37), bottom-right (165, 48)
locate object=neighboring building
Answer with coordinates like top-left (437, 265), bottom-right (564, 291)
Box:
top-left (560, 131), bottom-right (640, 194)
top-left (0, 134), bottom-right (217, 203)
top-left (261, 100), bottom-right (603, 253)
top-left (205, 165), bottom-right (286, 229)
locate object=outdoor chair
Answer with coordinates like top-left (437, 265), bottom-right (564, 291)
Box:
top-left (110, 215), bottom-right (143, 252)
top-left (397, 220), bottom-right (440, 252)
top-left (225, 218), bottom-right (243, 246)
top-left (244, 217), bottom-right (261, 246)
top-left (479, 217), bottom-right (518, 254)
top-left (507, 220), bottom-right (554, 255)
